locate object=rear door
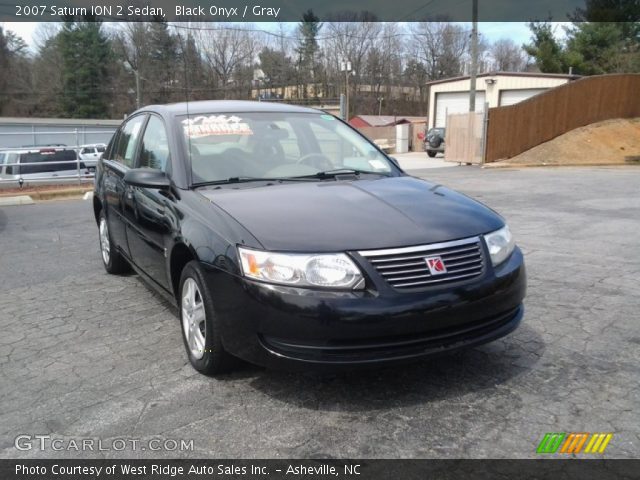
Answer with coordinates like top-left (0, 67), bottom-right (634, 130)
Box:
top-left (101, 114), bottom-right (148, 258)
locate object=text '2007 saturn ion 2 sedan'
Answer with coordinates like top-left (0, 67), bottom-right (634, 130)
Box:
top-left (93, 100), bottom-right (526, 374)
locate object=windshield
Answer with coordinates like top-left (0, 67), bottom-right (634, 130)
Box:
top-left (177, 112), bottom-right (395, 184)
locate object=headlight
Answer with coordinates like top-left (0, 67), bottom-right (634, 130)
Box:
top-left (238, 247), bottom-right (364, 289)
top-left (484, 225), bottom-right (515, 266)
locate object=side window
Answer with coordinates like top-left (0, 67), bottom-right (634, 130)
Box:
top-left (112, 115), bottom-right (146, 168)
top-left (138, 116), bottom-right (170, 171)
top-left (104, 135), bottom-right (118, 160)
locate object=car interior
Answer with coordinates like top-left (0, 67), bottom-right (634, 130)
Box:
top-left (185, 115), bottom-right (391, 183)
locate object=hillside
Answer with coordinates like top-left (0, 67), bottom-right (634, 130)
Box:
top-left (493, 118), bottom-right (640, 166)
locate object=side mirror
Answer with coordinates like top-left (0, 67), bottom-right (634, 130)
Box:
top-left (123, 168), bottom-right (171, 189)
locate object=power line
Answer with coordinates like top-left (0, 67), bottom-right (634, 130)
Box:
top-left (165, 22), bottom-right (472, 42)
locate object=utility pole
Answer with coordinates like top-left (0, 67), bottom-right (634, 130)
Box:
top-left (134, 69), bottom-right (142, 109)
top-left (340, 60), bottom-right (352, 120)
top-left (469, 0), bottom-right (478, 112)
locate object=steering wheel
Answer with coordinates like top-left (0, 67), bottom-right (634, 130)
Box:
top-left (296, 153), bottom-right (333, 170)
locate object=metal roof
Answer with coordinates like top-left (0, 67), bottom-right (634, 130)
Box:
top-left (425, 71), bottom-right (581, 86)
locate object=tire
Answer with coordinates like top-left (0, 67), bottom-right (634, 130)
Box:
top-left (98, 210), bottom-right (130, 274)
top-left (179, 260), bottom-right (235, 375)
top-left (429, 137), bottom-right (442, 148)
top-left (427, 151), bottom-right (437, 158)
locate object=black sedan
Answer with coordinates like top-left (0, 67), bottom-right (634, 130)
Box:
top-left (93, 101), bottom-right (526, 374)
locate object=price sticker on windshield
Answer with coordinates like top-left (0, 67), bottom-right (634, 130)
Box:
top-left (182, 115), bottom-right (254, 138)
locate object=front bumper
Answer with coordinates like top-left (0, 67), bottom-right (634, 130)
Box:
top-left (204, 247), bottom-right (526, 371)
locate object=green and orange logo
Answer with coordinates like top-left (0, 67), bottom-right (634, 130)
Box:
top-left (537, 433), bottom-right (613, 454)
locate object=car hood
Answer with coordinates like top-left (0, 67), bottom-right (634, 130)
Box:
top-left (197, 176), bottom-right (504, 252)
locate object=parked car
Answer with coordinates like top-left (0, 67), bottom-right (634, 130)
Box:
top-left (93, 101), bottom-right (526, 374)
top-left (425, 127), bottom-right (446, 157)
top-left (0, 147), bottom-right (89, 182)
top-left (78, 144), bottom-right (107, 171)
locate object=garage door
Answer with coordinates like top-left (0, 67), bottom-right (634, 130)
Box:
top-left (434, 91), bottom-right (486, 128)
top-left (499, 88), bottom-right (547, 106)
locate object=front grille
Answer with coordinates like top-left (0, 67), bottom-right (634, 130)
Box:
top-left (359, 237), bottom-right (484, 289)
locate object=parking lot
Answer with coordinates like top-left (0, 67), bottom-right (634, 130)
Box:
top-left (0, 165), bottom-right (638, 459)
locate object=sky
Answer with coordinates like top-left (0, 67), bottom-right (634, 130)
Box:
top-left (1, 21), bottom-right (546, 54)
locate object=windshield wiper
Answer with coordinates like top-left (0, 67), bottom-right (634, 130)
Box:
top-left (295, 168), bottom-right (390, 179)
top-left (193, 176), bottom-right (317, 187)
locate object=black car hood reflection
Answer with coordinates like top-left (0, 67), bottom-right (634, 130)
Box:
top-left (197, 176), bottom-right (504, 252)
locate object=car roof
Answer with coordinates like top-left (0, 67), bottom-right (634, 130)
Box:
top-left (134, 100), bottom-right (321, 118)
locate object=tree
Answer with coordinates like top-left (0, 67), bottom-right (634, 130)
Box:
top-left (259, 47), bottom-right (295, 91)
top-left (296, 9), bottom-right (322, 86)
top-left (490, 38), bottom-right (528, 72)
top-left (195, 23), bottom-right (256, 99)
top-left (565, 22), bottom-right (627, 74)
top-left (324, 17), bottom-right (382, 112)
top-left (523, 22), bottom-right (572, 73)
top-left (525, 18), bottom-right (640, 75)
top-left (58, 19), bottom-right (112, 118)
top-left (410, 23), bottom-right (469, 80)
top-left (404, 59), bottom-right (429, 103)
top-left (146, 20), bottom-right (179, 103)
top-left (176, 32), bottom-right (206, 102)
top-left (5, 31), bottom-right (28, 56)
top-left (0, 28), bottom-right (10, 114)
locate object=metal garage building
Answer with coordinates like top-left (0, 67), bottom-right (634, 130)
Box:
top-left (426, 72), bottom-right (580, 129)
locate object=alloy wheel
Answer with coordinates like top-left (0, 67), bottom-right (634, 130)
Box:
top-left (182, 278), bottom-right (206, 360)
top-left (99, 217), bottom-right (110, 265)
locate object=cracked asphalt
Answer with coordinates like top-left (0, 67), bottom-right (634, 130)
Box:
top-left (0, 166), bottom-right (638, 459)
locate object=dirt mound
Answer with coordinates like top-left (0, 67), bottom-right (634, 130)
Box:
top-left (495, 118), bottom-right (640, 166)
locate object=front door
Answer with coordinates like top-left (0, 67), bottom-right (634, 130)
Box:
top-left (124, 114), bottom-right (174, 290)
top-left (103, 114), bottom-right (147, 257)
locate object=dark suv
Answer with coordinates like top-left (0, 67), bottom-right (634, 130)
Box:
top-left (424, 128), bottom-right (445, 157)
top-left (0, 147), bottom-right (89, 182)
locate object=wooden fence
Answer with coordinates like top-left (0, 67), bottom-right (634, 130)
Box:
top-left (485, 74), bottom-right (640, 162)
top-left (444, 112), bottom-right (485, 164)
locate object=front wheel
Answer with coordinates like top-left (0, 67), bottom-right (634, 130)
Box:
top-left (427, 151), bottom-right (437, 158)
top-left (98, 211), bottom-right (129, 274)
top-left (179, 261), bottom-right (236, 375)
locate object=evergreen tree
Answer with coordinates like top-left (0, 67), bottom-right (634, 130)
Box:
top-left (58, 19), bottom-right (112, 118)
top-left (296, 9), bottom-right (322, 90)
top-left (147, 20), bottom-right (179, 103)
top-left (177, 33), bottom-right (206, 101)
top-left (523, 22), bottom-right (572, 73)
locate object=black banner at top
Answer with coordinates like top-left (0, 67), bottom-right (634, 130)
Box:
top-left (2, 0), bottom-right (636, 22)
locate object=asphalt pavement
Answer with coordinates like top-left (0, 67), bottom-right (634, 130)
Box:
top-left (0, 165), bottom-right (638, 459)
